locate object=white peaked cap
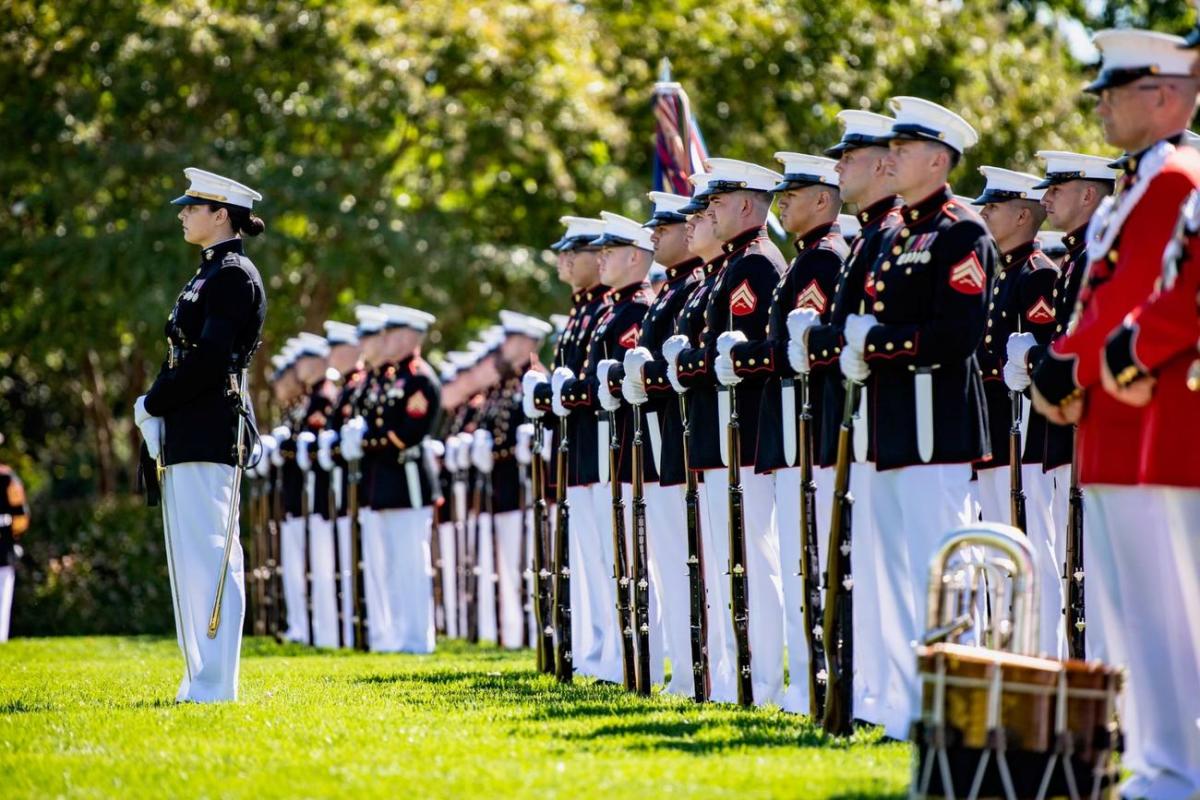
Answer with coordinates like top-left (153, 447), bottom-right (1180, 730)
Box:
top-left (446, 351), bottom-right (475, 370)
top-left (482, 325), bottom-right (506, 351)
top-left (271, 354), bottom-right (291, 371)
top-left (379, 304), bottom-right (436, 332)
top-left (171, 167), bottom-right (262, 209)
top-left (703, 157), bottom-right (785, 193)
top-left (296, 332), bottom-right (331, 358)
top-left (887, 96), bottom-right (979, 154)
top-left (837, 213), bottom-right (862, 240)
top-left (972, 166), bottom-right (1047, 204)
top-left (594, 211), bottom-right (654, 251)
top-left (1034, 151), bottom-right (1119, 188)
top-left (773, 152), bottom-right (840, 189)
top-left (354, 305), bottom-right (387, 335)
top-left (553, 215), bottom-right (606, 251)
top-left (323, 320), bottom-right (359, 345)
top-left (644, 191), bottom-right (691, 226)
top-left (500, 310), bottom-right (554, 340)
top-left (826, 110), bottom-right (896, 156)
top-left (550, 314), bottom-right (569, 333)
top-left (438, 361), bottom-right (457, 382)
top-left (1086, 29), bottom-right (1194, 93)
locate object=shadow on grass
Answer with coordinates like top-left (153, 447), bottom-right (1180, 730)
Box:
top-left (568, 715), bottom-right (828, 752)
top-left (0, 699), bottom-right (53, 714)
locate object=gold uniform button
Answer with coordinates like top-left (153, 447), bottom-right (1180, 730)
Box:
top-left (763, 357), bottom-right (770, 364)
top-left (904, 340), bottom-right (913, 349)
top-left (821, 350), bottom-right (829, 357)
top-left (735, 360), bottom-right (743, 367)
top-left (867, 344), bottom-right (876, 352)
top-left (873, 301), bottom-right (885, 312)
top-left (881, 261), bottom-right (892, 272)
top-left (885, 342), bottom-right (894, 351)
top-left (901, 228), bottom-right (911, 237)
top-left (892, 245), bottom-right (902, 255)
top-left (834, 346), bottom-right (841, 354)
top-left (985, 334), bottom-right (993, 344)
top-left (876, 281), bottom-right (885, 291)
top-left (748, 358), bottom-right (756, 365)
top-left (993, 286), bottom-right (1000, 295)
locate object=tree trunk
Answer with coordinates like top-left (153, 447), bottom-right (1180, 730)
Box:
top-left (82, 349), bottom-right (117, 496)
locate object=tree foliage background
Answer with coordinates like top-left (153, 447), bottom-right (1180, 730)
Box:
top-left (0, 0), bottom-right (1193, 632)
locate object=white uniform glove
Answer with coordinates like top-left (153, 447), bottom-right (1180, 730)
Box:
top-left (339, 417), bottom-right (366, 461)
top-left (715, 330), bottom-right (746, 387)
top-left (786, 308), bottom-right (819, 375)
top-left (296, 431), bottom-right (315, 472)
top-left (622, 347), bottom-right (652, 405)
top-left (516, 423), bottom-right (535, 465)
top-left (662, 334), bottom-right (689, 394)
top-left (551, 366), bottom-right (574, 418)
top-left (522, 370), bottom-right (547, 419)
top-left (1004, 332), bottom-right (1037, 392)
top-left (421, 438), bottom-right (445, 470)
top-left (471, 429), bottom-right (494, 473)
top-left (270, 427), bottom-right (288, 467)
top-left (840, 313), bottom-right (877, 383)
top-left (455, 432), bottom-right (474, 471)
top-left (133, 395), bottom-right (163, 461)
top-left (444, 437), bottom-right (460, 471)
top-left (317, 429), bottom-right (338, 472)
top-left (596, 359), bottom-right (621, 411)
top-left (255, 435), bottom-right (276, 477)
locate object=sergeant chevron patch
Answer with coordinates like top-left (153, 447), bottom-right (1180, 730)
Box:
top-left (795, 279), bottom-right (828, 313)
top-left (619, 324), bottom-right (640, 349)
top-left (406, 392), bottom-right (429, 418)
top-left (948, 252), bottom-right (986, 295)
top-left (730, 279), bottom-right (758, 316)
top-left (1025, 297), bottom-right (1055, 324)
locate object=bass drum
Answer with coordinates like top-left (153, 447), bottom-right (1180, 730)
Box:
top-left (911, 643), bottom-right (1123, 800)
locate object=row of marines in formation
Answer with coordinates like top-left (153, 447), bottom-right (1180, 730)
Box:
top-left (245, 36), bottom-right (1199, 799)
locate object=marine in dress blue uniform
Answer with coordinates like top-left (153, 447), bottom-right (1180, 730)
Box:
top-left (135, 168), bottom-right (267, 702)
top-left (666, 158), bottom-right (789, 706)
top-left (836, 98), bottom-right (994, 738)
top-left (716, 153), bottom-right (848, 714)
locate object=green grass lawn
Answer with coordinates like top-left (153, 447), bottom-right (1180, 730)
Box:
top-left (0, 636), bottom-right (911, 799)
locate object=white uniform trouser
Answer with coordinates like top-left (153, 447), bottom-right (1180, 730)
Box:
top-left (359, 508), bottom-right (389, 651)
top-left (645, 482), bottom-right (693, 696)
top-left (614, 482), bottom-right (666, 686)
top-left (978, 464), bottom-right (1065, 657)
top-left (280, 516), bottom-right (309, 644)
top-left (848, 464), bottom-right (885, 725)
top-left (868, 463), bottom-right (974, 739)
top-left (565, 485), bottom-right (599, 676)
top-left (472, 508), bottom-right (498, 645)
top-left (161, 462), bottom-right (244, 702)
top-left (307, 515), bottom-right (338, 648)
top-left (436, 520), bottom-right (459, 639)
top-left (1086, 486), bottom-right (1200, 800)
top-left (336, 516), bottom-right (355, 647)
top-left (586, 482), bottom-right (624, 683)
top-left (374, 507), bottom-right (435, 653)
top-left (493, 509), bottom-right (527, 649)
top-left (0, 564), bottom-right (14, 642)
top-left (774, 465), bottom-right (832, 715)
top-left (701, 466), bottom-right (783, 706)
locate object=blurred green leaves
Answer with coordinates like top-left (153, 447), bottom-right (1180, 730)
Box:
top-left (1, 0), bottom-right (1177, 502)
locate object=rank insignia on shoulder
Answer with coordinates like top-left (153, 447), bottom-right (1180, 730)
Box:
top-left (795, 279), bottom-right (828, 313)
top-left (949, 252), bottom-right (986, 295)
top-left (1025, 297), bottom-right (1055, 324)
top-left (406, 392), bottom-right (429, 418)
top-left (730, 279), bottom-right (758, 316)
top-left (618, 324), bottom-right (640, 349)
